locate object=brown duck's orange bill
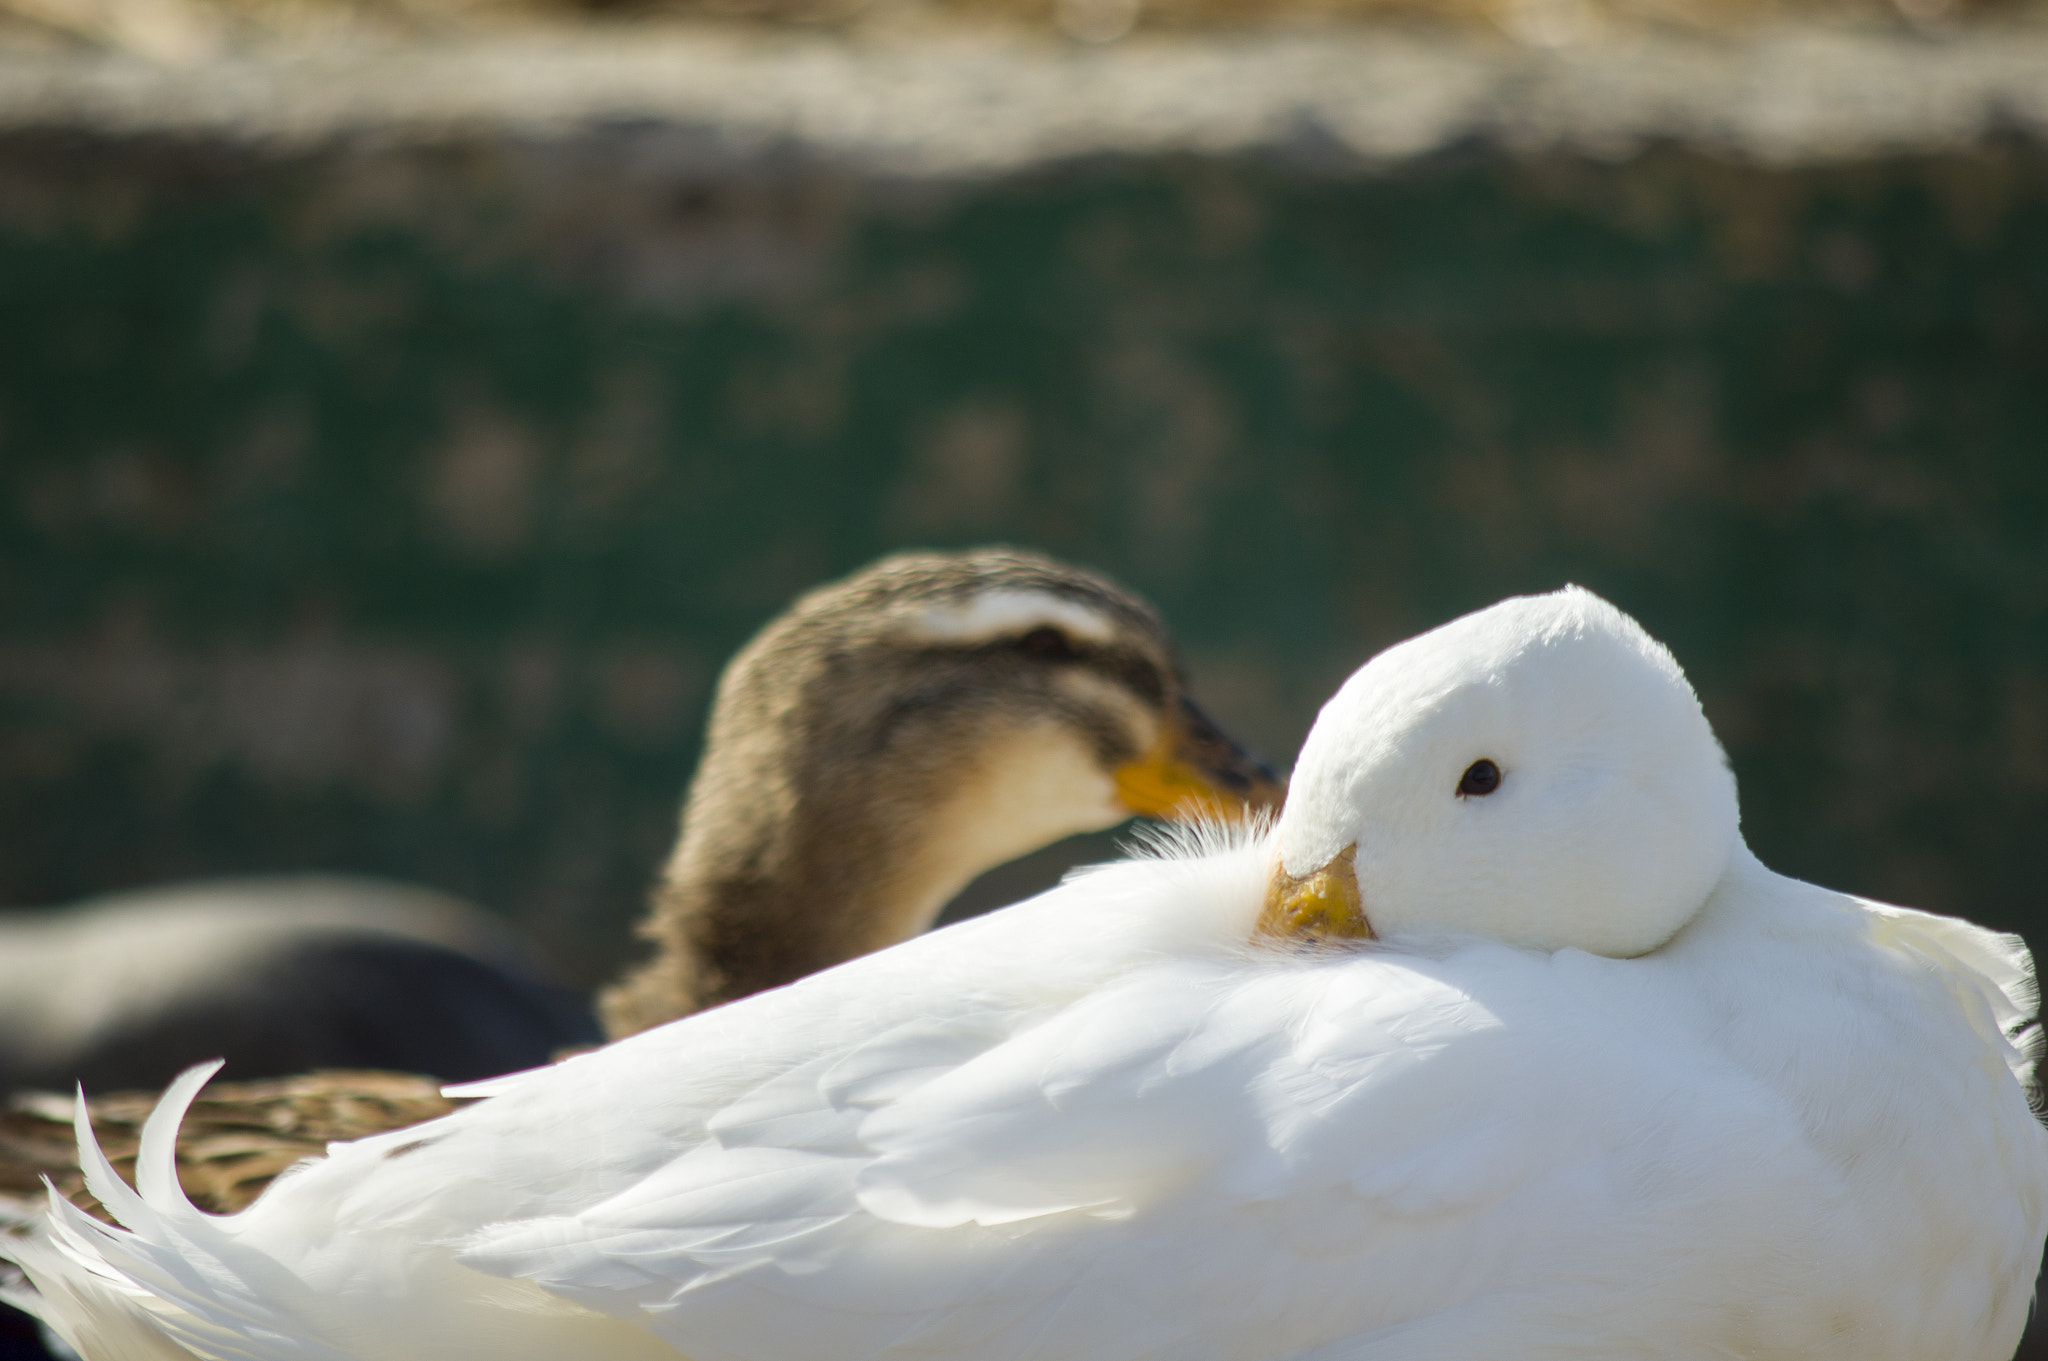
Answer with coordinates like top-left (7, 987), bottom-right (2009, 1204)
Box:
top-left (1113, 694), bottom-right (1287, 822)
top-left (1257, 844), bottom-right (1372, 943)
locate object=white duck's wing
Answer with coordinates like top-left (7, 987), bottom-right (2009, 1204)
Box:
top-left (324, 842), bottom-right (1281, 1234)
top-left (455, 939), bottom-right (1827, 1361)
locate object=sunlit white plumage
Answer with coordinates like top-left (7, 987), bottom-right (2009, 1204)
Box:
top-left (7, 586), bottom-right (2045, 1361)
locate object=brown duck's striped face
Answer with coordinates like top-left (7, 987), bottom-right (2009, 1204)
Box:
top-left (893, 581), bottom-right (1286, 831)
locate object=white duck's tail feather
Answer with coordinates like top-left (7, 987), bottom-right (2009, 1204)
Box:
top-left (1866, 903), bottom-right (2046, 1100)
top-left (4, 1224), bottom-right (200, 1361)
top-left (1, 1062), bottom-right (355, 1361)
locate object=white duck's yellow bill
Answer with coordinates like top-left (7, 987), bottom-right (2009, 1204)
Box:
top-left (1257, 844), bottom-right (1372, 942)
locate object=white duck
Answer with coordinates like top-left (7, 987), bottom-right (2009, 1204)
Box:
top-left (7, 586), bottom-right (2045, 1361)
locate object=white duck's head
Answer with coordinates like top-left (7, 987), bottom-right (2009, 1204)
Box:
top-left (1264, 587), bottom-right (1739, 958)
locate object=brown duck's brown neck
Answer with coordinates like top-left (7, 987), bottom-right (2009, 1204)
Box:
top-left (595, 723), bottom-right (1125, 1040)
top-left (596, 778), bottom-right (959, 1038)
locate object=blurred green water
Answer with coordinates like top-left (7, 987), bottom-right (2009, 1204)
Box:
top-left (1, 133), bottom-right (2045, 984)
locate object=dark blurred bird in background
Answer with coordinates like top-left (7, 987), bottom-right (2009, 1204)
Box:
top-left (0, 877), bottom-right (600, 1096)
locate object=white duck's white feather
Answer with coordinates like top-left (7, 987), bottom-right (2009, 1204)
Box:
top-left (8, 588), bottom-right (2045, 1361)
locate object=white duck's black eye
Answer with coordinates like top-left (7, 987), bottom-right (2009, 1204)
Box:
top-left (1016, 626), bottom-right (1077, 661)
top-left (1457, 759), bottom-right (1501, 797)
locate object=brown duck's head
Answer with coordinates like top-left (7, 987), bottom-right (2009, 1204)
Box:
top-left (792, 547), bottom-right (1285, 835)
top-left (603, 547), bottom-right (1285, 1035)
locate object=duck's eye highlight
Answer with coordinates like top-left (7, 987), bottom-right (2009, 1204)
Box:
top-left (1017, 626), bottom-right (1076, 660)
top-left (1457, 759), bottom-right (1501, 797)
